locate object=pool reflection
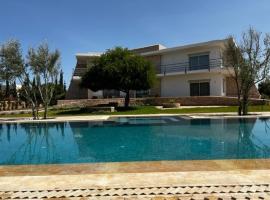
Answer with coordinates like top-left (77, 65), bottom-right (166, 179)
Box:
top-left (0, 117), bottom-right (270, 165)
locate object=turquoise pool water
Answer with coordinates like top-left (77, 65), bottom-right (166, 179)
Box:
top-left (0, 117), bottom-right (270, 165)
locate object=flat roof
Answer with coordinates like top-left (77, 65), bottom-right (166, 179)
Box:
top-left (141, 39), bottom-right (229, 56)
top-left (76, 52), bottom-right (103, 58)
top-left (75, 39), bottom-right (228, 58)
top-left (131, 44), bottom-right (167, 51)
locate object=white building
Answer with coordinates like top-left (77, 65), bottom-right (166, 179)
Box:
top-left (66, 39), bottom-right (260, 99)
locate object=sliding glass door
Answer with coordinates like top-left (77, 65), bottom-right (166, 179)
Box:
top-left (190, 82), bottom-right (210, 96)
top-left (189, 54), bottom-right (209, 71)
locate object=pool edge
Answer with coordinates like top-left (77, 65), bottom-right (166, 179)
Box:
top-left (1, 159), bottom-right (270, 176)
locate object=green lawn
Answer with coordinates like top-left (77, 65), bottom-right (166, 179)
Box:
top-left (1, 105), bottom-right (270, 118)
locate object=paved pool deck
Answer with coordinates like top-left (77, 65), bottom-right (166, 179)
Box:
top-left (1, 159), bottom-right (270, 199)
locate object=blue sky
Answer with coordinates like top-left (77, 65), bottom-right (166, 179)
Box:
top-left (0, 0), bottom-right (270, 86)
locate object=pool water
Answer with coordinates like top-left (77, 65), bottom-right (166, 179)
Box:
top-left (0, 117), bottom-right (270, 165)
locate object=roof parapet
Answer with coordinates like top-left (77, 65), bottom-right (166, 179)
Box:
top-left (75, 39), bottom-right (229, 58)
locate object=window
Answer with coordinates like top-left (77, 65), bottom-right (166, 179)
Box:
top-left (136, 90), bottom-right (150, 97)
top-left (189, 54), bottom-right (209, 70)
top-left (223, 79), bottom-right (226, 93)
top-left (190, 81), bottom-right (210, 96)
top-left (190, 83), bottom-right (200, 96)
top-left (103, 89), bottom-right (120, 98)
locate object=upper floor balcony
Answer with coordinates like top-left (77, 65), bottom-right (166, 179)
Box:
top-left (158, 58), bottom-right (223, 75)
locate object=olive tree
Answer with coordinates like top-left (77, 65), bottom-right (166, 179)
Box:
top-left (0, 40), bottom-right (61, 119)
top-left (224, 27), bottom-right (270, 115)
top-left (0, 39), bottom-right (22, 98)
top-left (0, 40), bottom-right (41, 118)
top-left (81, 47), bottom-right (156, 108)
top-left (27, 43), bottom-right (60, 119)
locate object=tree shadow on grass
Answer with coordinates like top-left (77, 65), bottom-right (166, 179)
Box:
top-left (55, 106), bottom-right (139, 116)
top-left (55, 108), bottom-right (95, 116)
top-left (115, 107), bottom-right (138, 112)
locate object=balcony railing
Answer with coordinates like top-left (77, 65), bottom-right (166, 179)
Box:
top-left (159, 58), bottom-right (223, 74)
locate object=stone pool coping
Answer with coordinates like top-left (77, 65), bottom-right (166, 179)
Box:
top-left (1, 111), bottom-right (270, 123)
top-left (1, 159), bottom-right (270, 176)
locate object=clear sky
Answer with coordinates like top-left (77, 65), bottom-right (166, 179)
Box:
top-left (0, 0), bottom-right (270, 86)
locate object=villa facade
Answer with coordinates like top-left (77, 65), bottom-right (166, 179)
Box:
top-left (66, 39), bottom-right (260, 99)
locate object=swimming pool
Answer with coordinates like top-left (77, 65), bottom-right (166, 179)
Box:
top-left (0, 116), bottom-right (270, 165)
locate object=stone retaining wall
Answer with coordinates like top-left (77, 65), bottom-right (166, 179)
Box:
top-left (57, 96), bottom-right (268, 107)
top-left (0, 101), bottom-right (26, 111)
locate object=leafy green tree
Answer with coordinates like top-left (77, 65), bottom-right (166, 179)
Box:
top-left (50, 70), bottom-right (66, 105)
top-left (59, 69), bottom-right (64, 90)
top-left (27, 43), bottom-right (60, 119)
top-left (258, 79), bottom-right (270, 98)
top-left (19, 77), bottom-right (42, 110)
top-left (10, 81), bottom-right (17, 99)
top-left (224, 27), bottom-right (270, 115)
top-left (0, 40), bottom-right (41, 119)
top-left (64, 81), bottom-right (66, 92)
top-left (18, 72), bottom-right (42, 119)
top-left (0, 84), bottom-right (4, 101)
top-left (81, 47), bottom-right (156, 108)
top-left (0, 39), bottom-right (23, 98)
top-left (0, 39), bottom-right (62, 119)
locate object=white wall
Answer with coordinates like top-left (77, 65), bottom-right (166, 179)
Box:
top-left (161, 46), bottom-right (222, 66)
top-left (88, 90), bottom-right (103, 98)
top-left (161, 73), bottom-right (225, 97)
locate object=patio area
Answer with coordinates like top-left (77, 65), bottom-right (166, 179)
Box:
top-left (1, 159), bottom-right (270, 199)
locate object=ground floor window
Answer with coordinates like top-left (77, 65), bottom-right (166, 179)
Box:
top-left (136, 90), bottom-right (150, 97)
top-left (223, 78), bottom-right (226, 94)
top-left (190, 81), bottom-right (210, 96)
top-left (103, 89), bottom-right (120, 98)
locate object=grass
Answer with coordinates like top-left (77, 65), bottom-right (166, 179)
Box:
top-left (1, 105), bottom-right (270, 118)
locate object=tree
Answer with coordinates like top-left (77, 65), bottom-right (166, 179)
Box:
top-left (27, 43), bottom-right (60, 119)
top-left (0, 84), bottom-right (3, 101)
top-left (0, 40), bottom-right (41, 119)
top-left (0, 39), bottom-right (23, 99)
top-left (0, 40), bottom-right (43, 119)
top-left (50, 70), bottom-right (66, 105)
top-left (258, 79), bottom-right (270, 98)
top-left (10, 81), bottom-right (17, 99)
top-left (59, 69), bottom-right (64, 90)
top-left (18, 76), bottom-right (42, 118)
top-left (0, 39), bottom-right (61, 119)
top-left (63, 81), bottom-right (67, 93)
top-left (224, 27), bottom-right (270, 115)
top-left (18, 67), bottom-right (43, 119)
top-left (81, 47), bottom-right (156, 108)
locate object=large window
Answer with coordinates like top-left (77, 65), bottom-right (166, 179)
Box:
top-left (136, 90), bottom-right (150, 97)
top-left (189, 54), bottom-right (209, 70)
top-left (190, 81), bottom-right (210, 96)
top-left (223, 78), bottom-right (226, 94)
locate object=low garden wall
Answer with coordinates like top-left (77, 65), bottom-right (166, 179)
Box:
top-left (0, 101), bottom-right (27, 111)
top-left (57, 96), bottom-right (269, 107)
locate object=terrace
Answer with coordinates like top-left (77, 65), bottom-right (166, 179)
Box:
top-left (158, 58), bottom-right (223, 75)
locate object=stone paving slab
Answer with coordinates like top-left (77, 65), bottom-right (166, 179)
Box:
top-left (1, 165), bottom-right (270, 199)
top-left (1, 183), bottom-right (270, 199)
top-left (1, 161), bottom-right (270, 199)
top-left (1, 159), bottom-right (270, 176)
top-left (1, 170), bottom-right (270, 191)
